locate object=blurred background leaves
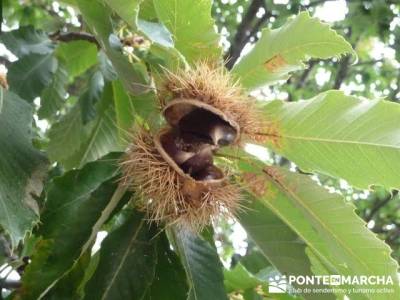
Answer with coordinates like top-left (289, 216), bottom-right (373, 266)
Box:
top-left (0, 1), bottom-right (400, 299)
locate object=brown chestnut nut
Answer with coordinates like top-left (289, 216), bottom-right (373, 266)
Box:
top-left (160, 130), bottom-right (195, 165)
top-left (180, 145), bottom-right (214, 175)
top-left (178, 131), bottom-right (215, 152)
top-left (210, 124), bottom-right (237, 146)
top-left (192, 165), bottom-right (224, 181)
top-left (178, 108), bottom-right (237, 146)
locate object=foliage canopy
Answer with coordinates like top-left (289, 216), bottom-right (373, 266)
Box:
top-left (0, 0), bottom-right (400, 299)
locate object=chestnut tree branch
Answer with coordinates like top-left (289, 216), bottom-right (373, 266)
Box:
top-left (365, 190), bottom-right (398, 222)
top-left (49, 31), bottom-right (100, 48)
top-left (389, 73), bottom-right (400, 102)
top-left (224, 0), bottom-right (269, 70)
top-left (332, 28), bottom-right (358, 90)
top-left (296, 60), bottom-right (318, 89)
top-left (332, 54), bottom-right (351, 89)
top-left (224, 0), bottom-right (346, 70)
top-left (0, 279), bottom-right (21, 290)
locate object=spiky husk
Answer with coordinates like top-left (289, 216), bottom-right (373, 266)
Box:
top-left (120, 127), bottom-right (241, 230)
top-left (160, 62), bottom-right (267, 143)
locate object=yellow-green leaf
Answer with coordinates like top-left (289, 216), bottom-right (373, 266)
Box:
top-left (263, 90), bottom-right (400, 189)
top-left (232, 12), bottom-right (355, 89)
top-left (241, 165), bottom-right (400, 299)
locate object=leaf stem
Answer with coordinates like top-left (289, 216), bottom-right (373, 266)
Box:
top-left (80, 184), bottom-right (128, 255)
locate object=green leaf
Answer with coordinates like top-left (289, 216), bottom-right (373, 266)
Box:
top-left (104, 0), bottom-right (140, 26)
top-left (240, 195), bottom-right (312, 277)
top-left (8, 53), bottom-right (57, 101)
top-left (0, 236), bottom-right (10, 266)
top-left (224, 263), bottom-right (264, 293)
top-left (68, 83), bottom-right (123, 169)
top-left (241, 166), bottom-right (400, 298)
top-left (239, 192), bottom-right (331, 300)
top-left (239, 250), bottom-right (270, 275)
top-left (58, 0), bottom-right (76, 5)
top-left (79, 70), bottom-right (105, 123)
top-left (0, 91), bottom-right (48, 247)
top-left (232, 11), bottom-right (355, 89)
top-left (48, 82), bottom-right (125, 170)
top-left (56, 40), bottom-right (98, 78)
top-left (78, 251), bottom-right (101, 298)
top-left (18, 154), bottom-right (123, 300)
top-left (146, 43), bottom-right (185, 72)
top-left (153, 0), bottom-right (221, 62)
top-left (112, 80), bottom-right (135, 138)
top-left (104, 0), bottom-right (183, 70)
top-left (242, 289), bottom-right (263, 300)
top-left (169, 227), bottom-right (228, 300)
top-left (305, 248), bottom-right (348, 300)
top-left (144, 233), bottom-right (188, 300)
top-left (263, 90), bottom-right (400, 189)
top-left (47, 103), bottom-right (84, 164)
top-left (83, 211), bottom-right (157, 300)
top-left (0, 26), bottom-right (53, 57)
top-left (0, 87), bottom-right (4, 113)
top-left (38, 62), bottom-right (68, 119)
top-left (135, 4), bottom-right (179, 64)
top-left (98, 51), bottom-right (117, 81)
top-left (43, 252), bottom-right (91, 300)
top-left (139, 0), bottom-right (157, 21)
top-left (137, 19), bottom-right (174, 48)
top-left (130, 90), bottom-right (159, 123)
top-left (78, 0), bottom-right (150, 94)
top-left (104, 0), bottom-right (176, 59)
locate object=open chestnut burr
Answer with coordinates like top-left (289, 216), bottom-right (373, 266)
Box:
top-left (160, 98), bottom-right (240, 182)
top-left (152, 98), bottom-right (240, 222)
top-left (120, 125), bottom-right (240, 230)
top-left (158, 128), bottom-right (216, 178)
top-left (163, 99), bottom-right (240, 147)
top-left (120, 98), bottom-right (241, 230)
top-left (120, 63), bottom-right (266, 230)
